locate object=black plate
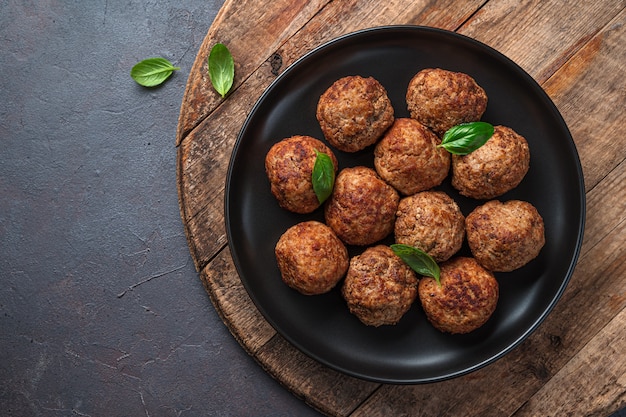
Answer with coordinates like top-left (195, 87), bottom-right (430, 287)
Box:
top-left (225, 26), bottom-right (585, 384)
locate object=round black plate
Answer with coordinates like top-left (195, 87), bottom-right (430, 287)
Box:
top-left (225, 26), bottom-right (585, 384)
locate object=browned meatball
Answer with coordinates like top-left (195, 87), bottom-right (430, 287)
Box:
top-left (265, 135), bottom-right (339, 214)
top-left (465, 200), bottom-right (545, 272)
top-left (373, 118), bottom-right (450, 195)
top-left (342, 245), bottom-right (419, 326)
top-left (275, 221), bottom-right (349, 295)
top-left (325, 166), bottom-right (400, 246)
top-left (394, 191), bottom-right (464, 262)
top-left (406, 68), bottom-right (488, 137)
top-left (316, 75), bottom-right (394, 152)
top-left (451, 125), bottom-right (530, 200)
top-left (419, 257), bottom-right (499, 334)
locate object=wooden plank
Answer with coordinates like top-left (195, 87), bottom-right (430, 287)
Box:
top-left (459, 0), bottom-right (624, 84)
top-left (581, 158), bottom-right (626, 257)
top-left (514, 306), bottom-right (626, 417)
top-left (176, 0), bottom-right (330, 145)
top-left (255, 335), bottom-right (380, 417)
top-left (201, 246), bottom-right (276, 354)
top-left (543, 8), bottom-right (626, 192)
top-left (177, 98), bottom-right (237, 270)
top-left (271, 0), bottom-right (486, 67)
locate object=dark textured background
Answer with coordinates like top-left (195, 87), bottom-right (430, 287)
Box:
top-left (0, 1), bottom-right (322, 416)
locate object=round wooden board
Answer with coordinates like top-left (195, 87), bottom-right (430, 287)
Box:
top-left (176, 1), bottom-right (626, 416)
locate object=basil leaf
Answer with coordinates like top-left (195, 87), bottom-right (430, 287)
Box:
top-left (208, 43), bottom-right (234, 98)
top-left (390, 244), bottom-right (441, 285)
top-left (439, 121), bottom-right (494, 155)
top-left (130, 57), bottom-right (180, 87)
top-left (312, 150), bottom-right (335, 204)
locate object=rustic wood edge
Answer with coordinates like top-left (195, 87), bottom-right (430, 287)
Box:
top-left (174, 0), bottom-right (232, 146)
top-left (175, 0), bottom-right (332, 146)
top-left (199, 246), bottom-right (383, 417)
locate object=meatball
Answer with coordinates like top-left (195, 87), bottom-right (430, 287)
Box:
top-left (451, 125), bottom-right (530, 200)
top-left (406, 68), bottom-right (488, 137)
top-left (419, 257), bottom-right (499, 334)
top-left (275, 221), bottom-right (349, 295)
top-left (394, 191), bottom-right (465, 262)
top-left (373, 118), bottom-right (450, 195)
top-left (325, 166), bottom-right (400, 246)
top-left (342, 245), bottom-right (419, 326)
top-left (465, 200), bottom-right (545, 272)
top-left (316, 75), bottom-right (394, 152)
top-left (265, 135), bottom-right (339, 214)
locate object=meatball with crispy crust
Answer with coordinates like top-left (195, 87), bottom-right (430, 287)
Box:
top-left (451, 125), bottom-right (530, 200)
top-left (394, 191), bottom-right (465, 262)
top-left (419, 257), bottom-right (499, 334)
top-left (406, 68), bottom-right (488, 137)
top-left (466, 200), bottom-right (545, 272)
top-left (342, 245), bottom-right (419, 326)
top-left (374, 118), bottom-right (450, 195)
top-left (265, 135), bottom-right (339, 214)
top-left (316, 75), bottom-right (394, 152)
top-left (275, 221), bottom-right (349, 295)
top-left (325, 166), bottom-right (400, 246)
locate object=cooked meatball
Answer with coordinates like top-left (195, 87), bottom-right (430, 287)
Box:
top-left (265, 135), bottom-right (339, 214)
top-left (373, 118), bottom-right (450, 195)
top-left (394, 191), bottom-right (464, 262)
top-left (406, 68), bottom-right (488, 137)
top-left (316, 75), bottom-right (394, 152)
top-left (419, 257), bottom-right (499, 334)
top-left (275, 221), bottom-right (349, 295)
top-left (342, 245), bottom-right (419, 326)
top-left (465, 200), bottom-right (545, 272)
top-left (451, 125), bottom-right (530, 200)
top-left (325, 166), bottom-right (400, 246)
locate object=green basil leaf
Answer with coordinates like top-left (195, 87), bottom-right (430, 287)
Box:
top-left (312, 150), bottom-right (335, 204)
top-left (130, 57), bottom-right (180, 87)
top-left (390, 244), bottom-right (441, 285)
top-left (208, 43), bottom-right (234, 98)
top-left (439, 121), bottom-right (494, 155)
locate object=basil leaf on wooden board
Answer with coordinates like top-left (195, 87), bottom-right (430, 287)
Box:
top-left (130, 57), bottom-right (180, 87)
top-left (208, 43), bottom-right (234, 98)
top-left (390, 244), bottom-right (441, 285)
top-left (312, 150), bottom-right (335, 204)
top-left (439, 121), bottom-right (494, 155)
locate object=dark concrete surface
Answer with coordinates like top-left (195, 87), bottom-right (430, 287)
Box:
top-left (0, 1), bottom-right (323, 416)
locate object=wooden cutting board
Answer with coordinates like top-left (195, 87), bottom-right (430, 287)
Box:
top-left (176, 0), bottom-right (626, 415)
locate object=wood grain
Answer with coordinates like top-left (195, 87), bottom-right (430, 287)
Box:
top-left (459, 0), bottom-right (625, 84)
top-left (176, 0), bottom-right (329, 145)
top-left (177, 0), bottom-right (626, 415)
top-left (517, 306), bottom-right (626, 416)
top-left (543, 7), bottom-right (626, 192)
top-left (516, 221), bottom-right (626, 417)
top-left (256, 336), bottom-right (380, 417)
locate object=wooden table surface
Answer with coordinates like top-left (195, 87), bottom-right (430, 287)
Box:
top-left (176, 1), bottom-right (626, 416)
